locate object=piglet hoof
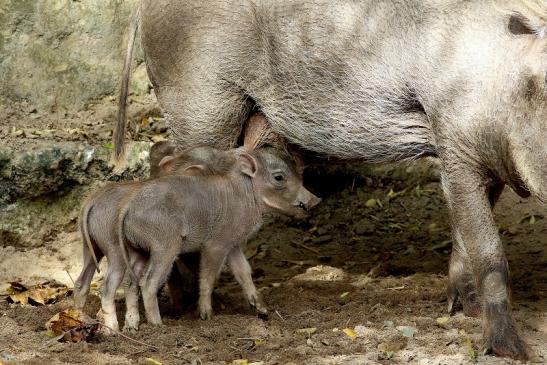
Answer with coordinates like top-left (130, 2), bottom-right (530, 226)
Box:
top-left (199, 306), bottom-right (213, 321)
top-left (249, 296), bottom-right (268, 319)
top-left (446, 286), bottom-right (460, 315)
top-left (96, 309), bottom-right (119, 335)
top-left (199, 309), bottom-right (213, 321)
top-left (122, 323), bottom-right (139, 333)
top-left (483, 316), bottom-right (530, 360)
top-left (99, 322), bottom-right (119, 336)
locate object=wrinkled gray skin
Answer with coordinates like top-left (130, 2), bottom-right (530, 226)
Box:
top-left (149, 141), bottom-right (200, 312)
top-left (74, 146), bottom-right (240, 331)
top-left (151, 143), bottom-right (252, 314)
top-left (74, 181), bottom-right (147, 333)
top-left (75, 146), bottom-right (320, 332)
top-left (116, 0), bottom-right (546, 359)
top-left (149, 142), bottom-right (238, 313)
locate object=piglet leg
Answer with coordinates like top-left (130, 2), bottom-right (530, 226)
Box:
top-left (198, 245), bottom-right (230, 320)
top-left (140, 250), bottom-right (179, 326)
top-left (123, 254), bottom-right (146, 332)
top-left (227, 246), bottom-right (268, 317)
top-left (74, 245), bottom-right (103, 310)
top-left (99, 263), bottom-right (125, 334)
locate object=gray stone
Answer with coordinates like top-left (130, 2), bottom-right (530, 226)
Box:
top-left (0, 140), bottom-right (151, 247)
top-left (0, 0), bottom-right (148, 111)
top-left (0, 141), bottom-right (150, 203)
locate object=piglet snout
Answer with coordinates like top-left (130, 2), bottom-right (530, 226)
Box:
top-left (296, 188), bottom-right (322, 212)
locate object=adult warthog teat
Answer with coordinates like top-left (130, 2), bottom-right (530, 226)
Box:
top-left (114, 0), bottom-right (546, 360)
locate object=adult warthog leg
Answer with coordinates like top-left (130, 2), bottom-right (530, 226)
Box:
top-left (442, 169), bottom-right (529, 360)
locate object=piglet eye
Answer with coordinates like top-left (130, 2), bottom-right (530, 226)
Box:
top-left (273, 174), bottom-right (285, 182)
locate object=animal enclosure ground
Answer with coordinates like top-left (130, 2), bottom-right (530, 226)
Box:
top-left (1, 172), bottom-right (545, 364)
top-left (0, 103), bottom-right (545, 364)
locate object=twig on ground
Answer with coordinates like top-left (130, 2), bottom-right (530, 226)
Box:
top-left (275, 310), bottom-right (285, 321)
top-left (236, 337), bottom-right (263, 341)
top-left (386, 286), bottom-right (405, 290)
top-left (90, 320), bottom-right (159, 350)
top-left (291, 240), bottom-right (321, 255)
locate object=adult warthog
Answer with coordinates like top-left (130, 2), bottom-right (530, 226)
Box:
top-left (114, 0), bottom-right (546, 360)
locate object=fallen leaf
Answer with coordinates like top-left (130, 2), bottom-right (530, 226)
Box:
top-left (436, 317), bottom-right (450, 327)
top-left (396, 326), bottom-right (417, 338)
top-left (151, 135), bottom-right (167, 143)
top-left (146, 358), bottom-right (163, 365)
top-left (46, 308), bottom-right (99, 343)
top-left (340, 291), bottom-right (350, 298)
top-left (296, 327), bottom-right (317, 336)
top-left (7, 283), bottom-right (70, 306)
top-left (343, 328), bottom-right (357, 340)
top-left (232, 360), bottom-right (248, 365)
top-left (11, 127), bottom-right (24, 137)
top-left (254, 339), bottom-right (266, 346)
top-left (365, 198), bottom-right (377, 208)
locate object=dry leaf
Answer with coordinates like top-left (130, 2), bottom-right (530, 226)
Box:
top-left (232, 360), bottom-right (248, 365)
top-left (151, 135), bottom-right (167, 143)
top-left (7, 282), bottom-right (70, 306)
top-left (343, 328), bottom-right (357, 340)
top-left (365, 198), bottom-right (377, 208)
top-left (46, 308), bottom-right (99, 343)
top-left (145, 358), bottom-right (163, 365)
top-left (436, 317), bottom-right (450, 327)
top-left (296, 327), bottom-right (317, 336)
top-left (396, 326), bottom-right (417, 338)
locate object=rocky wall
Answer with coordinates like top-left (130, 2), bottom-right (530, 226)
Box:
top-left (0, 0), bottom-right (148, 111)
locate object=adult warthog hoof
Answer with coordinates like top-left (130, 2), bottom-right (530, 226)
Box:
top-left (483, 314), bottom-right (530, 360)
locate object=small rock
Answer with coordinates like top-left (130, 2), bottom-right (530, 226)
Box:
top-left (296, 327), bottom-right (317, 336)
top-left (311, 235), bottom-right (332, 245)
top-left (354, 325), bottom-right (374, 338)
top-left (378, 340), bottom-right (406, 352)
top-left (291, 266), bottom-right (346, 282)
top-left (354, 219), bottom-right (376, 235)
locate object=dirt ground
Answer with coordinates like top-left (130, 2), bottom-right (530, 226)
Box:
top-left (0, 101), bottom-right (545, 365)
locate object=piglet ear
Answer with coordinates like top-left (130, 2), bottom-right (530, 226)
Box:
top-left (159, 155), bottom-right (176, 168)
top-left (238, 152), bottom-right (258, 177)
top-left (183, 165), bottom-right (206, 176)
